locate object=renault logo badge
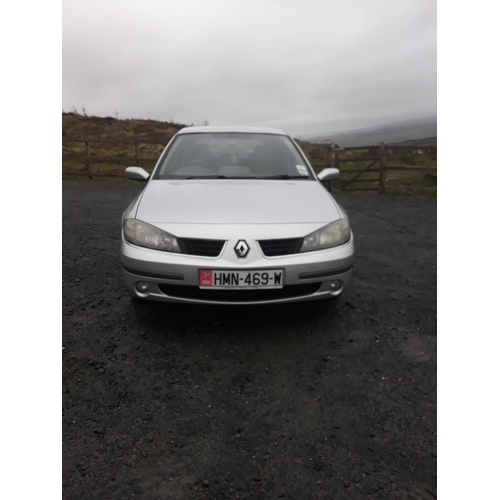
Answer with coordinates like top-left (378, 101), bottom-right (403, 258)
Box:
top-left (234, 240), bottom-right (250, 258)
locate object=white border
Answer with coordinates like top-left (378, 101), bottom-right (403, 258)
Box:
top-left (438, 1), bottom-right (500, 498)
top-left (3, 0), bottom-right (61, 498)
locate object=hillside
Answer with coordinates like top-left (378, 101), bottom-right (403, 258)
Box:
top-left (304, 117), bottom-right (437, 147)
top-left (62, 112), bottom-right (187, 143)
top-left (62, 114), bottom-right (334, 178)
top-left (394, 136), bottom-right (437, 146)
top-left (62, 113), bottom-right (436, 196)
top-left (62, 113), bottom-right (189, 177)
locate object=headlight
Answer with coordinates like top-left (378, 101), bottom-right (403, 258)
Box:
top-left (123, 219), bottom-right (181, 252)
top-left (301, 219), bottom-right (351, 252)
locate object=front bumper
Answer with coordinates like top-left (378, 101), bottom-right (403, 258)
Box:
top-left (120, 235), bottom-right (354, 305)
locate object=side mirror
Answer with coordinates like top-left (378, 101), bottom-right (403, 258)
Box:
top-left (125, 167), bottom-right (150, 181)
top-left (317, 168), bottom-right (340, 182)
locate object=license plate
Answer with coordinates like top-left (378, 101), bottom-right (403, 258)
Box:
top-left (199, 269), bottom-right (284, 289)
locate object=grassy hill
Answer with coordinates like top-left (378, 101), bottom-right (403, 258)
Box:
top-left (305, 117), bottom-right (437, 147)
top-left (393, 136), bottom-right (437, 146)
top-left (62, 113), bottom-right (436, 195)
top-left (62, 112), bottom-right (186, 142)
top-left (61, 114), bottom-right (336, 178)
top-left (62, 113), bottom-right (188, 177)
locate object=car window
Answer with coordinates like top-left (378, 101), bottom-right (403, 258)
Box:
top-left (154, 133), bottom-right (312, 179)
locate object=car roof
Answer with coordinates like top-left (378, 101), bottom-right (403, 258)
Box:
top-left (177, 126), bottom-right (287, 136)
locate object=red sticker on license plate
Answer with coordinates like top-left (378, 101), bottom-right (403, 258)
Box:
top-left (199, 269), bottom-right (213, 286)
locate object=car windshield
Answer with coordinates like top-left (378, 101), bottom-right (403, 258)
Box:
top-left (153, 133), bottom-right (312, 180)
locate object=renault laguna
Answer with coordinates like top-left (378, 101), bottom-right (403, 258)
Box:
top-left (121, 126), bottom-right (354, 304)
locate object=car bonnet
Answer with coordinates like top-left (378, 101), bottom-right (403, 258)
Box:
top-left (135, 179), bottom-right (340, 225)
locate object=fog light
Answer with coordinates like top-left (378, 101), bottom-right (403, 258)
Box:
top-left (330, 280), bottom-right (342, 291)
top-left (136, 282), bottom-right (149, 293)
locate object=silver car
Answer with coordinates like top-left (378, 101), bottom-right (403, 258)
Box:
top-left (121, 126), bottom-right (354, 305)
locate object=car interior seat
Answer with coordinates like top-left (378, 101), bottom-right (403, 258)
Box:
top-left (248, 145), bottom-right (277, 177)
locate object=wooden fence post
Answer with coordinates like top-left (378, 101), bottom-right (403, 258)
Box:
top-left (379, 142), bottom-right (386, 194)
top-left (325, 143), bottom-right (332, 167)
top-left (334, 145), bottom-right (340, 191)
top-left (85, 141), bottom-right (92, 179)
top-left (134, 140), bottom-right (140, 167)
top-left (325, 143), bottom-right (332, 192)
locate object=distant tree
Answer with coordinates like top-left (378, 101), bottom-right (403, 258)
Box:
top-left (203, 119), bottom-right (210, 126)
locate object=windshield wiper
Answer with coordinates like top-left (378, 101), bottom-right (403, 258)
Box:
top-left (179, 174), bottom-right (309, 180)
top-left (257, 174), bottom-right (309, 180)
top-left (184, 175), bottom-right (227, 179)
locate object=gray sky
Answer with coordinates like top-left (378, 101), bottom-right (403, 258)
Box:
top-left (62, 0), bottom-right (436, 136)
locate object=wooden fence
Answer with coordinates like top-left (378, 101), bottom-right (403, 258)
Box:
top-left (62, 138), bottom-right (437, 193)
top-left (304, 142), bottom-right (437, 194)
top-left (62, 138), bottom-right (163, 179)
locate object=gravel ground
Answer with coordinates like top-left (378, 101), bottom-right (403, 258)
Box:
top-left (62, 181), bottom-right (436, 500)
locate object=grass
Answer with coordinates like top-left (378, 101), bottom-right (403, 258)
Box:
top-left (62, 112), bottom-right (185, 141)
top-left (393, 136), bottom-right (437, 146)
top-left (62, 114), bottom-right (436, 195)
top-left (62, 112), bottom-right (186, 177)
top-left (300, 143), bottom-right (437, 196)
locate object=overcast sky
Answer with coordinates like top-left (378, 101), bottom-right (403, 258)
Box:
top-left (62, 0), bottom-right (436, 136)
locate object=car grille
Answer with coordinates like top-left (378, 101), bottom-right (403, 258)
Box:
top-left (179, 238), bottom-right (225, 257)
top-left (258, 238), bottom-right (303, 257)
top-left (158, 283), bottom-right (321, 303)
